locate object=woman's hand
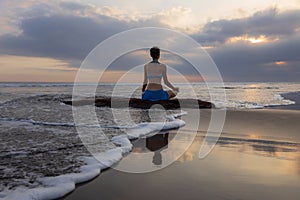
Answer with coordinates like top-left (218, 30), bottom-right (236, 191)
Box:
top-left (142, 84), bottom-right (147, 93)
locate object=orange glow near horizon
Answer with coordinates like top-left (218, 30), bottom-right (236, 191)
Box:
top-left (0, 55), bottom-right (78, 82)
top-left (0, 55), bottom-right (206, 83)
top-left (274, 61), bottom-right (287, 66)
top-left (227, 35), bottom-right (278, 44)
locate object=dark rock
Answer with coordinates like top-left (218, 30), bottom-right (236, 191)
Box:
top-left (63, 98), bottom-right (214, 109)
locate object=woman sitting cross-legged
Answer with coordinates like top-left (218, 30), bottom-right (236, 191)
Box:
top-left (142, 46), bottom-right (179, 101)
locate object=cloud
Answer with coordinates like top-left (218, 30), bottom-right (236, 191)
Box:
top-left (59, 1), bottom-right (88, 11)
top-left (188, 8), bottom-right (300, 81)
top-left (0, 1), bottom-right (172, 63)
top-left (107, 49), bottom-right (200, 77)
top-left (209, 34), bottom-right (300, 81)
top-left (0, 14), bottom-right (130, 62)
top-left (0, 1), bottom-right (299, 81)
top-left (146, 7), bottom-right (200, 33)
top-left (0, 2), bottom-right (194, 66)
top-left (193, 8), bottom-right (300, 45)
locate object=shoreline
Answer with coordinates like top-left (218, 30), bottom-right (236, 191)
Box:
top-left (1, 112), bottom-right (186, 200)
top-left (269, 91), bottom-right (300, 110)
top-left (62, 108), bottom-right (300, 200)
top-left (1, 104), bottom-right (300, 200)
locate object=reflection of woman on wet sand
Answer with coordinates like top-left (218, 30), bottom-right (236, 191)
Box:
top-left (142, 47), bottom-right (179, 101)
top-left (146, 133), bottom-right (169, 165)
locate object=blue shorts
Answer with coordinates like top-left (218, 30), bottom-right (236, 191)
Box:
top-left (142, 89), bottom-right (169, 101)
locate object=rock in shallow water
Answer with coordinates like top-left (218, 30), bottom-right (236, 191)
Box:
top-left (63, 98), bottom-right (214, 109)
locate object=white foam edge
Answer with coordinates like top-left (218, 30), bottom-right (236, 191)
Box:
top-left (274, 93), bottom-right (295, 105)
top-left (1, 111), bottom-right (186, 200)
top-left (1, 149), bottom-right (121, 200)
top-left (0, 111), bottom-right (187, 129)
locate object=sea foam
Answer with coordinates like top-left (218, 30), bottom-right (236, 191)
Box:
top-left (1, 111), bottom-right (186, 200)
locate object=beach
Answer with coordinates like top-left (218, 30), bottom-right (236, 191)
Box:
top-left (1, 0), bottom-right (300, 199)
top-left (63, 109), bottom-right (300, 200)
top-left (0, 83), bottom-right (300, 200)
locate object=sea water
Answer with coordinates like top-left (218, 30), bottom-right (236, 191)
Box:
top-left (0, 82), bottom-right (299, 200)
top-left (0, 82), bottom-right (299, 108)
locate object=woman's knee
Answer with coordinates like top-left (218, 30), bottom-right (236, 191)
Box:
top-left (167, 90), bottom-right (176, 99)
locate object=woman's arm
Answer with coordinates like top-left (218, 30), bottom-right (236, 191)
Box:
top-left (162, 64), bottom-right (179, 92)
top-left (142, 65), bottom-right (148, 92)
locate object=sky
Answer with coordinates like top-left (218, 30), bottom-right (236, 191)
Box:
top-left (0, 0), bottom-right (299, 82)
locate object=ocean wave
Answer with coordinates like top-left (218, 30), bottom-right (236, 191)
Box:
top-left (212, 100), bottom-right (265, 109)
top-left (0, 118), bottom-right (76, 127)
top-left (215, 86), bottom-right (280, 90)
top-left (0, 83), bottom-right (76, 88)
top-left (212, 93), bottom-right (295, 109)
top-left (0, 111), bottom-right (186, 200)
top-left (0, 83), bottom-right (122, 88)
top-left (0, 111), bottom-right (186, 130)
top-left (272, 94), bottom-right (295, 105)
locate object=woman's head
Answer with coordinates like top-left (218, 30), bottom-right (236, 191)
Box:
top-left (150, 46), bottom-right (160, 60)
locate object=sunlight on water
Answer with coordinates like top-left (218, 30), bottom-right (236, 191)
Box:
top-left (130, 130), bottom-right (300, 185)
top-left (0, 82), bottom-right (299, 109)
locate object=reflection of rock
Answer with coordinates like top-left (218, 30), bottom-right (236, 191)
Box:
top-left (63, 98), bottom-right (214, 109)
top-left (146, 133), bottom-right (169, 152)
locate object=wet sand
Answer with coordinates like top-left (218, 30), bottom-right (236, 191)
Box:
top-left (63, 109), bottom-right (300, 200)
